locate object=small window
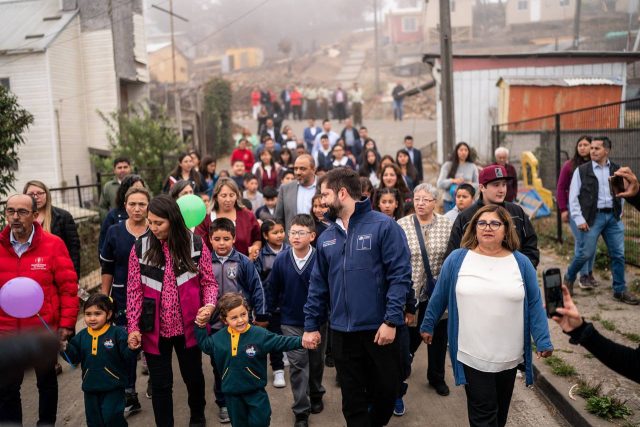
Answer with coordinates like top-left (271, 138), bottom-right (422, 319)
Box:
top-left (0, 78), bottom-right (9, 90)
top-left (517, 0), bottom-right (528, 9)
top-left (402, 16), bottom-right (417, 33)
top-left (559, 0), bottom-right (569, 6)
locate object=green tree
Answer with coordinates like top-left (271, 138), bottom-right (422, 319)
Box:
top-left (0, 85), bottom-right (34, 198)
top-left (203, 77), bottom-right (233, 159)
top-left (97, 104), bottom-right (185, 194)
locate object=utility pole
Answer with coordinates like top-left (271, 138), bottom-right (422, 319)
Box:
top-left (573, 0), bottom-right (582, 49)
top-left (153, 3), bottom-right (189, 140)
top-left (373, 0), bottom-right (381, 95)
top-left (169, 0), bottom-right (182, 140)
top-left (439, 0), bottom-right (456, 157)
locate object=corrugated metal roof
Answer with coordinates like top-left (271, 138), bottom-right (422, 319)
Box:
top-left (0, 0), bottom-right (77, 54)
top-left (496, 76), bottom-right (623, 87)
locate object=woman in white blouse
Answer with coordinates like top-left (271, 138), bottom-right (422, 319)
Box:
top-left (420, 205), bottom-right (553, 427)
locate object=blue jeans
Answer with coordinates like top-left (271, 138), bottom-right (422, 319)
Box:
top-left (393, 100), bottom-right (404, 121)
top-left (566, 212), bottom-right (626, 293)
top-left (569, 218), bottom-right (594, 277)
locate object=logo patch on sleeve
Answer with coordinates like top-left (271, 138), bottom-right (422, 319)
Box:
top-left (322, 239), bottom-right (336, 247)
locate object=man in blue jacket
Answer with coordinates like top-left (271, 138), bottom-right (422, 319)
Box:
top-left (303, 168), bottom-right (412, 427)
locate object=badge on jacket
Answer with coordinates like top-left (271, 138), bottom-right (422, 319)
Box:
top-left (356, 234), bottom-right (372, 251)
top-left (226, 265), bottom-right (237, 280)
top-left (104, 339), bottom-right (114, 349)
top-left (245, 344), bottom-right (258, 358)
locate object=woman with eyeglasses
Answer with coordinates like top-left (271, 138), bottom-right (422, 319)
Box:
top-left (396, 183), bottom-right (453, 415)
top-left (420, 205), bottom-right (553, 427)
top-left (23, 180), bottom-right (81, 277)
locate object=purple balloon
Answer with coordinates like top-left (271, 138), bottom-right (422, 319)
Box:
top-left (0, 277), bottom-right (44, 319)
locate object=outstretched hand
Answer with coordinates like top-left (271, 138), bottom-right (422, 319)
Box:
top-left (551, 285), bottom-right (584, 333)
top-left (614, 167), bottom-right (640, 198)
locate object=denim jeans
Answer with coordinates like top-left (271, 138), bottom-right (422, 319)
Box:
top-left (569, 217), bottom-right (594, 277)
top-left (393, 100), bottom-right (404, 121)
top-left (566, 212), bottom-right (626, 293)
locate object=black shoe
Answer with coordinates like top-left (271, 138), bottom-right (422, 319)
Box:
top-left (613, 291), bottom-right (639, 305)
top-left (310, 399), bottom-right (324, 414)
top-left (294, 414), bottom-right (309, 427)
top-left (124, 392), bottom-right (142, 414)
top-left (429, 382), bottom-right (450, 396)
top-left (324, 354), bottom-right (335, 368)
top-left (189, 414), bottom-right (206, 427)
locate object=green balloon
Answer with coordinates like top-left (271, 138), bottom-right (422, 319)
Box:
top-left (177, 194), bottom-right (207, 228)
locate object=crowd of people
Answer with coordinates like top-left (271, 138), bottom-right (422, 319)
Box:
top-left (2, 116), bottom-right (640, 427)
top-left (251, 83), bottom-right (365, 128)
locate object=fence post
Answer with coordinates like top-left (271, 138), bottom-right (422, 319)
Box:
top-left (96, 172), bottom-right (102, 199)
top-left (554, 114), bottom-right (562, 243)
top-left (75, 175), bottom-right (83, 209)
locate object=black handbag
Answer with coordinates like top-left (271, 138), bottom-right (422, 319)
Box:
top-left (413, 215), bottom-right (437, 300)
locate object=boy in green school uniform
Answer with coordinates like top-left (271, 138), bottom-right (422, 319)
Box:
top-left (195, 292), bottom-right (311, 426)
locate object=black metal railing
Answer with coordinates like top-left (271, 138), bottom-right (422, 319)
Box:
top-left (491, 98), bottom-right (640, 267)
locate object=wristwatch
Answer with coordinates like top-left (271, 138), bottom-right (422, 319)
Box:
top-left (383, 320), bottom-right (396, 328)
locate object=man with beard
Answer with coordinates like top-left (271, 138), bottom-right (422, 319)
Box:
top-left (303, 168), bottom-right (412, 427)
top-left (276, 154), bottom-right (318, 233)
top-left (0, 194), bottom-right (79, 425)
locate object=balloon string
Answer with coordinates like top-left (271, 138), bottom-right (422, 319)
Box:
top-left (37, 314), bottom-right (74, 367)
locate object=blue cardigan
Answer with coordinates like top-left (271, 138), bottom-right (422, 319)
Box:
top-left (420, 248), bottom-right (553, 386)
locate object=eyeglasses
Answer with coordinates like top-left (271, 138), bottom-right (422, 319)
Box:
top-left (5, 208), bottom-right (34, 217)
top-left (476, 220), bottom-right (503, 231)
top-left (26, 191), bottom-right (46, 198)
top-left (413, 197), bottom-right (435, 204)
top-left (289, 230), bottom-right (311, 237)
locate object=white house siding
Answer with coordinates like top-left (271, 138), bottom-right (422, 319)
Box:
top-left (439, 62), bottom-right (627, 163)
top-left (80, 29), bottom-right (118, 152)
top-left (0, 53), bottom-right (59, 191)
top-left (48, 16), bottom-right (91, 186)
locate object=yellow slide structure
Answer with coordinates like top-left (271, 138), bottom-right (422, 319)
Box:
top-left (518, 151), bottom-right (554, 219)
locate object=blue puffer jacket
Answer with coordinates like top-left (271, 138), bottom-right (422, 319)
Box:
top-left (421, 248), bottom-right (553, 386)
top-left (304, 199), bottom-right (412, 332)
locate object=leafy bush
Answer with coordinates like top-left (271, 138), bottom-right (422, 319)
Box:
top-left (586, 395), bottom-right (632, 420)
top-left (0, 85), bottom-right (34, 198)
top-left (97, 104), bottom-right (185, 195)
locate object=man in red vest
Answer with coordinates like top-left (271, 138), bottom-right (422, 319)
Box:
top-left (0, 194), bottom-right (79, 425)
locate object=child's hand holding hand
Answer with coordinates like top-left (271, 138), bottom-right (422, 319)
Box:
top-left (196, 305), bottom-right (214, 325)
top-left (128, 331), bottom-right (142, 350)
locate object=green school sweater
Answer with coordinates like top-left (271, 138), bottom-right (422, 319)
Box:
top-left (196, 324), bottom-right (302, 395)
top-left (64, 324), bottom-right (138, 392)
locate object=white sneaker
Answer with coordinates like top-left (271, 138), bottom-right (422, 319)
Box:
top-left (273, 370), bottom-right (286, 388)
top-left (283, 353), bottom-right (290, 367)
